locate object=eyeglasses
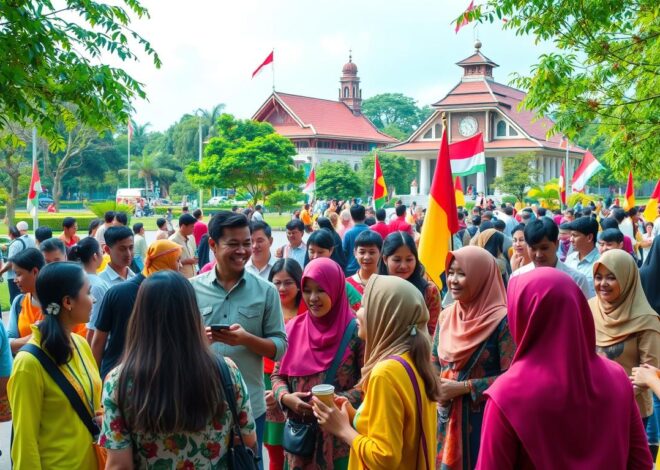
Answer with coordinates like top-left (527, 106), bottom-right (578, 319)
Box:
top-left (273, 280), bottom-right (297, 288)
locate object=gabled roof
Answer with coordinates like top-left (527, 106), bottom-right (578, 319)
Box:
top-left (456, 51), bottom-right (498, 68)
top-left (252, 92), bottom-right (398, 143)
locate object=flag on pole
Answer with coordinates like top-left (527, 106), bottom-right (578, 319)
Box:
top-left (571, 150), bottom-right (604, 192)
top-left (373, 153), bottom-right (388, 209)
top-left (624, 171), bottom-right (635, 210)
top-left (252, 51), bottom-right (274, 79)
top-left (559, 161), bottom-right (567, 206)
top-left (449, 133), bottom-right (485, 176)
top-left (455, 0), bottom-right (475, 33)
top-left (643, 180), bottom-right (660, 223)
top-left (418, 125), bottom-right (459, 289)
top-left (454, 176), bottom-right (466, 208)
top-left (303, 167), bottom-right (316, 194)
top-left (127, 119), bottom-right (134, 140)
top-left (27, 159), bottom-right (42, 217)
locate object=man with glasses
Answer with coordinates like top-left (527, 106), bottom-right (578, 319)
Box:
top-left (190, 211), bottom-right (287, 468)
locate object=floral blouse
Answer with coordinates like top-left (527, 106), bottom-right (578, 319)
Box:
top-left (101, 358), bottom-right (255, 469)
top-left (271, 331), bottom-right (364, 469)
top-left (424, 282), bottom-right (441, 337)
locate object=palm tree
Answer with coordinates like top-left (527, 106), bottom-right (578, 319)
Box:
top-left (197, 103), bottom-right (225, 139)
top-left (120, 152), bottom-right (176, 193)
top-left (527, 179), bottom-right (561, 210)
top-left (129, 120), bottom-right (151, 155)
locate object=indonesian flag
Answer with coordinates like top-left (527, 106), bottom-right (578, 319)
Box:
top-left (252, 51), bottom-right (274, 79)
top-left (449, 133), bottom-right (485, 176)
top-left (373, 153), bottom-right (388, 209)
top-left (624, 171), bottom-right (635, 210)
top-left (303, 167), bottom-right (315, 194)
top-left (559, 161), bottom-right (567, 206)
top-left (455, 0), bottom-right (475, 33)
top-left (571, 150), bottom-right (604, 192)
top-left (418, 127), bottom-right (459, 289)
top-left (454, 176), bottom-right (466, 208)
top-left (643, 180), bottom-right (660, 223)
top-left (27, 160), bottom-right (43, 217)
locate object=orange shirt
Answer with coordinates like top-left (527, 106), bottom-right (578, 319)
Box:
top-left (301, 209), bottom-right (312, 226)
top-left (17, 294), bottom-right (87, 338)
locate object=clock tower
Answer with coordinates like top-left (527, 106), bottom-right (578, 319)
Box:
top-left (339, 52), bottom-right (362, 116)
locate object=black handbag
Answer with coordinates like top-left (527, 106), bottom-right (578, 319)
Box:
top-left (216, 358), bottom-right (260, 470)
top-left (282, 318), bottom-right (357, 457)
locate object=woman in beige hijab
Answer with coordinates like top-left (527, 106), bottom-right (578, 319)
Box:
top-left (590, 249), bottom-right (660, 457)
top-left (312, 275), bottom-right (438, 470)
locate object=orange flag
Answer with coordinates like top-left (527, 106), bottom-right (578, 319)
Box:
top-left (454, 176), bottom-right (466, 207)
top-left (643, 180), bottom-right (659, 223)
top-left (624, 171), bottom-right (635, 210)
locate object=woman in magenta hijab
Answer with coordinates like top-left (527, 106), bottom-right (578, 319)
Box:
top-left (476, 268), bottom-right (652, 469)
top-left (271, 257), bottom-right (364, 470)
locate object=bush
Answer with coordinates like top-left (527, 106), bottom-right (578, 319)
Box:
top-left (501, 195), bottom-right (518, 205)
top-left (267, 190), bottom-right (302, 214)
top-left (22, 216), bottom-right (100, 231)
top-left (88, 201), bottom-right (134, 219)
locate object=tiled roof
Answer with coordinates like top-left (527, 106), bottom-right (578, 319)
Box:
top-left (253, 92), bottom-right (398, 143)
top-left (386, 138), bottom-right (550, 153)
top-left (456, 52), bottom-right (498, 67)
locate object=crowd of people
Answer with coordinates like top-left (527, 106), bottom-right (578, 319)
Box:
top-left (0, 193), bottom-right (657, 469)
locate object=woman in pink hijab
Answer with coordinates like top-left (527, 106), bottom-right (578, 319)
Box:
top-left (271, 257), bottom-right (364, 470)
top-left (476, 268), bottom-right (652, 469)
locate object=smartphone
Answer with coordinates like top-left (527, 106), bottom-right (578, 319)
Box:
top-left (210, 324), bottom-right (231, 331)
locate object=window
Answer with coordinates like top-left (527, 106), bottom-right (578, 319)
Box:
top-left (343, 87), bottom-right (349, 98)
top-left (297, 141), bottom-right (309, 148)
top-left (434, 123), bottom-right (442, 138)
top-left (353, 86), bottom-right (356, 97)
top-left (423, 128), bottom-right (433, 139)
top-left (509, 127), bottom-right (519, 136)
top-left (318, 141), bottom-right (332, 149)
top-left (495, 119), bottom-right (521, 138)
top-left (496, 120), bottom-right (507, 137)
top-left (337, 142), bottom-right (349, 150)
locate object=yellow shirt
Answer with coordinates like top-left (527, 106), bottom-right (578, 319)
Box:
top-left (9, 326), bottom-right (103, 469)
top-left (349, 353), bottom-right (437, 470)
top-left (97, 253), bottom-right (110, 273)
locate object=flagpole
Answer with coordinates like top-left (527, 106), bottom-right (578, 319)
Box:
top-left (272, 48), bottom-right (275, 91)
top-left (127, 121), bottom-right (131, 189)
top-left (32, 127), bottom-right (39, 230)
top-left (198, 115), bottom-right (204, 210)
top-left (565, 137), bottom-right (570, 202)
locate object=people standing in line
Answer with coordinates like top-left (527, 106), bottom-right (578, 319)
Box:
top-left (342, 205), bottom-right (370, 277)
top-left (276, 219), bottom-right (307, 268)
top-left (378, 231), bottom-right (441, 335)
top-left (563, 216), bottom-right (600, 296)
top-left (271, 257), bottom-right (364, 470)
top-left (370, 208), bottom-right (390, 240)
top-left (388, 204), bottom-right (414, 236)
top-left (39, 238), bottom-right (67, 263)
top-left (132, 222), bottom-right (148, 272)
top-left (346, 230), bottom-right (383, 309)
top-left (511, 219), bottom-right (592, 298)
top-left (68, 237), bottom-right (110, 344)
top-left (476, 268), bottom-right (653, 469)
top-left (313, 275), bottom-right (438, 470)
top-left (34, 226), bottom-right (53, 247)
top-left (589, 249), bottom-right (660, 459)
top-left (640, 236), bottom-right (660, 314)
top-left (101, 270), bottom-right (257, 467)
top-left (509, 224), bottom-right (531, 272)
top-left (192, 211), bottom-right (287, 464)
top-left (155, 217), bottom-right (170, 240)
top-left (246, 221), bottom-right (276, 280)
top-left (9, 262), bottom-right (103, 469)
top-left (169, 213), bottom-right (198, 279)
top-left (264, 259), bottom-right (304, 470)
top-left (192, 208), bottom-right (209, 245)
top-left (94, 211), bottom-right (115, 247)
top-left (317, 216), bottom-right (347, 270)
top-left (0, 223), bottom-right (36, 305)
top-left (92, 240), bottom-right (181, 379)
top-left (434, 246), bottom-right (514, 470)
top-left (58, 217), bottom-right (80, 248)
top-left (99, 226), bottom-right (135, 286)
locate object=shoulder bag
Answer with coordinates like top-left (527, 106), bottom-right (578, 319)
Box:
top-left (282, 318), bottom-right (357, 457)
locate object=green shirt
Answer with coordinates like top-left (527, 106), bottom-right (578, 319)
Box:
top-left (190, 269), bottom-right (287, 418)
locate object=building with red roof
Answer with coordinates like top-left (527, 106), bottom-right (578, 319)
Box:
top-left (386, 41), bottom-right (585, 196)
top-left (252, 55), bottom-right (397, 170)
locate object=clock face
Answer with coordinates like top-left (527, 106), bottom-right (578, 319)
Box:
top-left (459, 116), bottom-right (478, 137)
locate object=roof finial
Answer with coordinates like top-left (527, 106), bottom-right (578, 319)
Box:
top-left (474, 39), bottom-right (482, 51)
top-left (349, 49), bottom-right (353, 62)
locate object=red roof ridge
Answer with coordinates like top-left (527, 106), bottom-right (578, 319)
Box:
top-left (274, 91), bottom-right (349, 106)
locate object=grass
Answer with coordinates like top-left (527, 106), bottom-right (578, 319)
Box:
top-left (0, 283), bottom-right (9, 312)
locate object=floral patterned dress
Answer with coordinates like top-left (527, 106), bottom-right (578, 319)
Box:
top-left (432, 317), bottom-right (515, 470)
top-left (271, 332), bottom-right (364, 470)
top-left (101, 358), bottom-right (255, 469)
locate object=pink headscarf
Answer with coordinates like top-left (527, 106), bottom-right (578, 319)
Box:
top-left (278, 258), bottom-right (355, 377)
top-left (483, 268), bottom-right (649, 469)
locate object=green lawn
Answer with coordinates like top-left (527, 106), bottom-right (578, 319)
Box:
top-left (0, 283), bottom-right (9, 312)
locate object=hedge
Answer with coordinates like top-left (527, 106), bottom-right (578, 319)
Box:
top-left (21, 216), bottom-right (100, 231)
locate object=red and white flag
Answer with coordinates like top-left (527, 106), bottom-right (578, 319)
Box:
top-left (252, 51), bottom-right (274, 79)
top-left (559, 161), bottom-right (567, 206)
top-left (448, 133), bottom-right (485, 175)
top-left (127, 119), bottom-right (134, 140)
top-left (27, 160), bottom-right (43, 216)
top-left (455, 0), bottom-right (475, 33)
top-left (571, 150), bottom-right (604, 192)
top-left (303, 167), bottom-right (315, 194)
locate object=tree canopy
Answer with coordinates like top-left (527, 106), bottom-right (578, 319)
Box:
top-left (362, 93), bottom-right (433, 138)
top-left (468, 0), bottom-right (660, 179)
top-left (358, 153), bottom-right (418, 196)
top-left (492, 154), bottom-right (540, 202)
top-left (315, 162), bottom-right (363, 200)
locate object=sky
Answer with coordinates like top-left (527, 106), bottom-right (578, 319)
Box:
top-left (120, 0), bottom-right (555, 131)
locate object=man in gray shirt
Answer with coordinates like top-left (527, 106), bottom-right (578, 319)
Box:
top-left (190, 211), bottom-right (287, 463)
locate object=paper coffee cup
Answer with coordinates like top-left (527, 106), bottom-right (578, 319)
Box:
top-left (312, 384), bottom-right (335, 407)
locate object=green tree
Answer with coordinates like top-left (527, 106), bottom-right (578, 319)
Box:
top-left (119, 152), bottom-right (176, 193)
top-left (197, 103), bottom-right (226, 139)
top-left (358, 153), bottom-right (418, 196)
top-left (362, 93), bottom-right (432, 137)
top-left (186, 114), bottom-right (302, 206)
top-left (527, 179), bottom-right (561, 209)
top-left (470, 0), bottom-right (660, 179)
top-left (268, 190), bottom-right (301, 214)
top-left (0, 1), bottom-right (160, 148)
top-left (0, 125), bottom-right (31, 223)
top-left (492, 154), bottom-right (540, 203)
top-left (315, 162), bottom-right (363, 200)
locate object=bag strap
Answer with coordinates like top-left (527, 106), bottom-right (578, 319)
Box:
top-left (325, 318), bottom-right (357, 386)
top-left (387, 355), bottom-right (430, 470)
top-left (216, 357), bottom-right (250, 451)
top-left (21, 344), bottom-right (99, 439)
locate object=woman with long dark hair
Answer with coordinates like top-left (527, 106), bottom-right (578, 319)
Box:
top-left (317, 216), bottom-right (347, 269)
top-left (101, 270), bottom-right (257, 467)
top-left (9, 262), bottom-right (102, 468)
top-left (378, 231), bottom-right (441, 335)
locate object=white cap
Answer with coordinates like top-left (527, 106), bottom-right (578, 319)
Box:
top-left (16, 221), bottom-right (29, 231)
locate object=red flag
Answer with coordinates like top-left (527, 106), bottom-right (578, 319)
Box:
top-left (624, 171), bottom-right (635, 210)
top-left (252, 51), bottom-right (274, 79)
top-left (455, 0), bottom-right (475, 33)
top-left (27, 159), bottom-right (43, 216)
top-left (643, 180), bottom-right (660, 223)
top-left (559, 161), bottom-right (566, 206)
top-left (303, 167), bottom-right (315, 194)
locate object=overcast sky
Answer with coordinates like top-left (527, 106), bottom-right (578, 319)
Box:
top-left (121, 0), bottom-right (554, 131)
